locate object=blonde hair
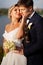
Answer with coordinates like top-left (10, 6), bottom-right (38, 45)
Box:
top-left (8, 4), bottom-right (18, 19)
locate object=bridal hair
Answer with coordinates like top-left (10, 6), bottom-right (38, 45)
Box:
top-left (8, 4), bottom-right (18, 19)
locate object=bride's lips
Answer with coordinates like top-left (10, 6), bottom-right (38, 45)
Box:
top-left (20, 12), bottom-right (24, 16)
top-left (17, 13), bottom-right (21, 16)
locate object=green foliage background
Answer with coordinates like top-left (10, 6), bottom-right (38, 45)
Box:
top-left (0, 9), bottom-right (43, 16)
top-left (0, 9), bottom-right (8, 15)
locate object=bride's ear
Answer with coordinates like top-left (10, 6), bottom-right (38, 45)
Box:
top-left (10, 12), bottom-right (12, 16)
top-left (10, 12), bottom-right (12, 19)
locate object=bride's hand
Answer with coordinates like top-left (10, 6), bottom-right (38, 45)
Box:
top-left (21, 12), bottom-right (29, 22)
top-left (21, 15), bottom-right (27, 23)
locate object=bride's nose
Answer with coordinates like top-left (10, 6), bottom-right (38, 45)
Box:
top-left (17, 9), bottom-right (20, 13)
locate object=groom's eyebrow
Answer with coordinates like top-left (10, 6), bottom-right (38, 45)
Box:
top-left (19, 8), bottom-right (26, 10)
top-left (20, 9), bottom-right (25, 10)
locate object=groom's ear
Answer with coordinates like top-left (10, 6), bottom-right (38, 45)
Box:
top-left (28, 6), bottom-right (33, 12)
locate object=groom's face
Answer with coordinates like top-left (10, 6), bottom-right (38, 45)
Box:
top-left (19, 5), bottom-right (32, 17)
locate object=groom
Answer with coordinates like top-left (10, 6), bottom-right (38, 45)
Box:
top-left (17, 0), bottom-right (43, 65)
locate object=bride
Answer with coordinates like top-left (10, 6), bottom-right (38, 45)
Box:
top-left (1, 4), bottom-right (27, 65)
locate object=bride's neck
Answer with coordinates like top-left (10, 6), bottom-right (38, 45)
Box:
top-left (11, 18), bottom-right (19, 24)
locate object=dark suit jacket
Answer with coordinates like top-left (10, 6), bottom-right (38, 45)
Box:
top-left (23, 12), bottom-right (43, 65)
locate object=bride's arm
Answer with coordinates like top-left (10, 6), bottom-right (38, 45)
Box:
top-left (16, 16), bottom-right (26, 39)
top-left (3, 24), bottom-right (10, 55)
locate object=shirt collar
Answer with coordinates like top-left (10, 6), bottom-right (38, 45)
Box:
top-left (29, 11), bottom-right (35, 19)
top-left (27, 11), bottom-right (35, 24)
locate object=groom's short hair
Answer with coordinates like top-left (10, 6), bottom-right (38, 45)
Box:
top-left (17, 0), bottom-right (33, 7)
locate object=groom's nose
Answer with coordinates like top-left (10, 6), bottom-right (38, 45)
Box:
top-left (20, 10), bottom-right (23, 14)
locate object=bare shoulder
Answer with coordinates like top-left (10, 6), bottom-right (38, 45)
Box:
top-left (5, 24), bottom-right (10, 32)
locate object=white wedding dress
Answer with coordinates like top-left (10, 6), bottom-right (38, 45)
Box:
top-left (1, 27), bottom-right (27, 65)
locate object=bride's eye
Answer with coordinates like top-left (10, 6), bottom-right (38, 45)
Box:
top-left (14, 9), bottom-right (17, 11)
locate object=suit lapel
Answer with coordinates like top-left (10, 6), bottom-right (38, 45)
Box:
top-left (27, 12), bottom-right (37, 30)
top-left (29, 12), bottom-right (38, 23)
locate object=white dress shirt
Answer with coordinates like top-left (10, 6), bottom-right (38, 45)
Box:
top-left (27, 11), bottom-right (35, 24)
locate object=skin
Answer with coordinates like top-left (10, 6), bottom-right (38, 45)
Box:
top-left (3, 6), bottom-right (26, 55)
top-left (3, 5), bottom-right (34, 55)
top-left (19, 5), bottom-right (33, 20)
top-left (13, 5), bottom-right (34, 54)
top-left (6, 6), bottom-right (21, 32)
top-left (3, 6), bottom-right (22, 54)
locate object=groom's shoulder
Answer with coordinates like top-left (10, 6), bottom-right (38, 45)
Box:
top-left (33, 12), bottom-right (43, 21)
top-left (35, 12), bottom-right (43, 19)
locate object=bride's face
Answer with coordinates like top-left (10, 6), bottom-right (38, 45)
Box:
top-left (11, 6), bottom-right (21, 19)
